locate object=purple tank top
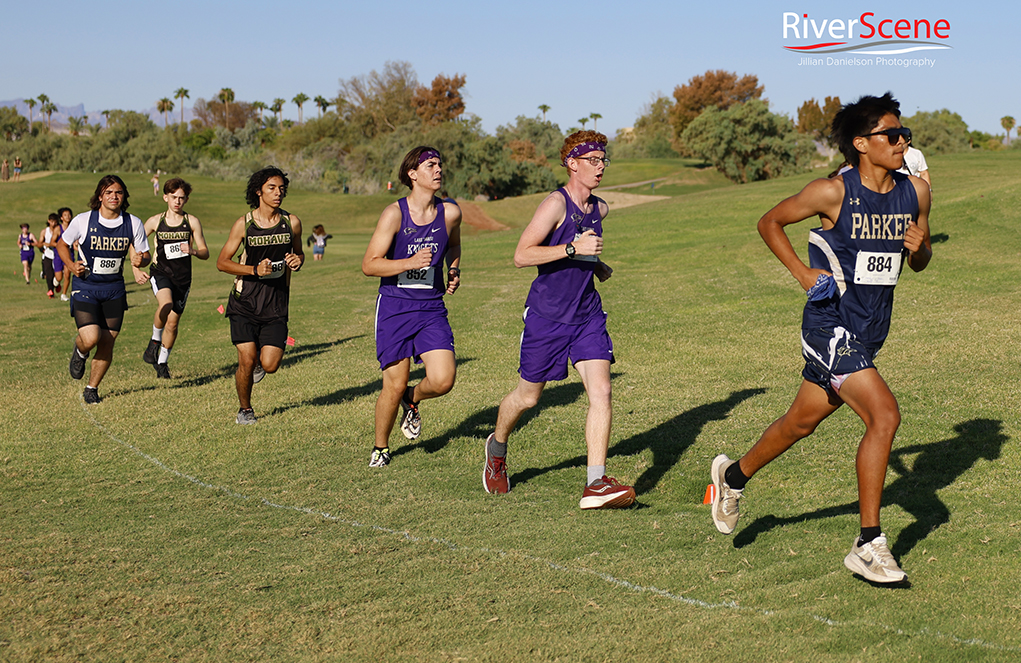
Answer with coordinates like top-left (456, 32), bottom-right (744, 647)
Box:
top-left (524, 188), bottom-right (603, 324)
top-left (378, 197), bottom-right (449, 300)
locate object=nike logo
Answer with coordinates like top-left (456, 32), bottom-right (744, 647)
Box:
top-left (431, 227), bottom-right (441, 233)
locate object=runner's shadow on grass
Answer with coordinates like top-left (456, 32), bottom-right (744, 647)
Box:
top-left (733, 418), bottom-right (1008, 560)
top-left (509, 387), bottom-right (766, 492)
top-left (930, 233), bottom-right (949, 244)
top-left (174, 336), bottom-right (363, 389)
top-left (392, 378), bottom-right (589, 459)
top-left (267, 356), bottom-right (475, 417)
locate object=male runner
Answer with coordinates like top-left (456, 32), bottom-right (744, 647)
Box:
top-left (216, 167), bottom-right (304, 424)
top-left (57, 207), bottom-right (74, 301)
top-left (483, 131), bottom-right (635, 510)
top-left (709, 93), bottom-right (932, 583)
top-left (361, 146), bottom-right (462, 468)
top-left (59, 175), bottom-right (151, 403)
top-left (134, 178), bottom-right (209, 379)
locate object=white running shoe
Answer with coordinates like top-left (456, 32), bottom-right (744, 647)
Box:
top-left (843, 534), bottom-right (907, 583)
top-left (711, 454), bottom-right (743, 535)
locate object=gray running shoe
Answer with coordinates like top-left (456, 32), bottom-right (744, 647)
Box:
top-left (155, 363), bottom-right (171, 379)
top-left (252, 362), bottom-right (266, 384)
top-left (399, 395), bottom-right (421, 440)
top-left (69, 345), bottom-right (87, 380)
top-left (711, 454), bottom-right (743, 535)
top-left (143, 339), bottom-right (160, 365)
top-left (82, 387), bottom-right (101, 405)
top-left (843, 534), bottom-right (907, 583)
top-left (369, 447), bottom-right (391, 468)
top-left (236, 408), bottom-right (257, 425)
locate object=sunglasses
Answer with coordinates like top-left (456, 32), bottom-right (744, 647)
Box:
top-left (860, 127), bottom-right (912, 145)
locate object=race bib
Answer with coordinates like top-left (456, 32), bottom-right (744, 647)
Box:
top-left (260, 259), bottom-right (286, 279)
top-left (164, 241), bottom-right (188, 260)
top-left (854, 251), bottom-right (901, 286)
top-left (572, 231), bottom-right (599, 263)
top-left (398, 266), bottom-right (434, 289)
top-left (92, 256), bottom-right (122, 275)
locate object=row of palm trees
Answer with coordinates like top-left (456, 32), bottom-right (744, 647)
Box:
top-left (24, 93), bottom-right (58, 131)
top-left (537, 105), bottom-right (603, 131)
top-left (155, 88), bottom-right (334, 129)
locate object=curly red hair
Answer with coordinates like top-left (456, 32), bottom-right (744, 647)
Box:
top-left (560, 130), bottom-right (608, 166)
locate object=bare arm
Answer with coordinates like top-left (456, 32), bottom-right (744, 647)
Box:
top-left (443, 202), bottom-right (462, 294)
top-left (131, 215), bottom-right (160, 284)
top-left (904, 177), bottom-right (932, 272)
top-left (217, 216), bottom-right (265, 277)
top-left (513, 192), bottom-right (603, 268)
top-left (284, 214), bottom-right (304, 271)
top-left (361, 204), bottom-right (433, 278)
top-left (757, 177), bottom-right (844, 291)
top-left (186, 215), bottom-right (210, 260)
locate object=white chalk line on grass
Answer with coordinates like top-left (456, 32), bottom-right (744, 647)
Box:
top-left (80, 400), bottom-right (1018, 654)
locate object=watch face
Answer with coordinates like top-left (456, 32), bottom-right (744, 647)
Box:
top-left (566, 243), bottom-right (575, 257)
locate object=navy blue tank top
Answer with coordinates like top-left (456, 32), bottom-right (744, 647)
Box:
top-left (378, 197), bottom-right (449, 301)
top-left (77, 209), bottom-right (134, 292)
top-left (803, 169), bottom-right (919, 348)
top-left (524, 189), bottom-right (603, 325)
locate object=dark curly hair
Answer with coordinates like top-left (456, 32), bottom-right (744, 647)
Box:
top-left (163, 177), bottom-right (192, 197)
top-left (831, 92), bottom-right (901, 168)
top-left (245, 167), bottom-right (289, 209)
top-left (88, 175), bottom-right (130, 212)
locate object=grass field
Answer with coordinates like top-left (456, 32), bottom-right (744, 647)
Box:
top-left (1, 154), bottom-right (1019, 662)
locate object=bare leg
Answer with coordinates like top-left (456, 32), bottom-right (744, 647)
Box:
top-left (375, 358), bottom-right (411, 447)
top-left (234, 342), bottom-right (258, 410)
top-left (574, 359), bottom-right (612, 466)
top-left (408, 349), bottom-right (456, 402)
top-left (494, 378), bottom-right (546, 443)
top-left (86, 330), bottom-right (119, 389)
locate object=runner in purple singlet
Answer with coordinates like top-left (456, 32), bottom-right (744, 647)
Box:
top-left (483, 131), bottom-right (635, 510)
top-left (361, 146), bottom-right (463, 468)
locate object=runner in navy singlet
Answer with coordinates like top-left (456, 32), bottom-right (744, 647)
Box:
top-left (483, 131), bottom-right (635, 510)
top-left (216, 167), bottom-right (304, 424)
top-left (133, 178), bottom-right (209, 379)
top-left (58, 175), bottom-right (151, 404)
top-left (709, 93), bottom-right (932, 584)
top-left (361, 146), bottom-right (462, 468)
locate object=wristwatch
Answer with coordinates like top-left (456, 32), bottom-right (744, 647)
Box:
top-left (565, 243), bottom-right (576, 259)
top-left (447, 267), bottom-right (460, 278)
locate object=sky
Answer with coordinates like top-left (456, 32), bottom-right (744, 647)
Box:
top-left (2, 0), bottom-right (1017, 138)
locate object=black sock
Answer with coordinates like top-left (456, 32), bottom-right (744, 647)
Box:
top-left (404, 386), bottom-right (417, 405)
top-left (724, 462), bottom-right (749, 490)
top-left (858, 527), bottom-right (882, 547)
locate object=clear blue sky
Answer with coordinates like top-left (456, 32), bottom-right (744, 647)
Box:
top-left (2, 0), bottom-right (1016, 137)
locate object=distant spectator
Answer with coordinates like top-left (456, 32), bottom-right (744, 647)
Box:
top-left (306, 224), bottom-right (332, 261)
top-left (2, 158), bottom-right (9, 182)
top-left (13, 157), bottom-right (22, 182)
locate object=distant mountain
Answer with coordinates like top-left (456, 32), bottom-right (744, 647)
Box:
top-left (0, 98), bottom-right (193, 128)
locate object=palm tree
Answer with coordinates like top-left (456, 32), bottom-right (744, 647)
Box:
top-left (25, 98), bottom-right (36, 125)
top-left (252, 101), bottom-right (267, 122)
top-left (578, 117), bottom-right (589, 130)
top-left (1002, 116), bottom-right (1016, 146)
top-left (101, 109), bottom-right (111, 128)
top-left (589, 112), bottom-right (602, 131)
top-left (42, 102), bottom-right (57, 131)
top-left (272, 98), bottom-right (286, 123)
top-left (157, 98), bottom-right (175, 127)
top-left (538, 104), bottom-right (550, 121)
top-left (314, 95), bottom-right (329, 118)
top-left (292, 93), bottom-right (309, 124)
top-left (218, 87), bottom-right (235, 130)
top-left (67, 116), bottom-right (85, 136)
top-left (175, 88), bottom-right (189, 125)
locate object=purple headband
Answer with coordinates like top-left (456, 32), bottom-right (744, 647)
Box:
top-left (563, 141), bottom-right (606, 166)
top-left (419, 149), bottom-right (441, 164)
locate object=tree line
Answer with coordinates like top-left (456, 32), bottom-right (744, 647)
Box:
top-left (2, 65), bottom-right (1015, 194)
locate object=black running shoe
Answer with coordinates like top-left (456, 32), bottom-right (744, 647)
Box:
top-left (143, 339), bottom-right (160, 365)
top-left (69, 344), bottom-right (87, 380)
top-left (83, 387), bottom-right (101, 404)
top-left (155, 363), bottom-right (171, 379)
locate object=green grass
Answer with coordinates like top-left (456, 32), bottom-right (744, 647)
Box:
top-left (1, 153), bottom-right (1020, 662)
